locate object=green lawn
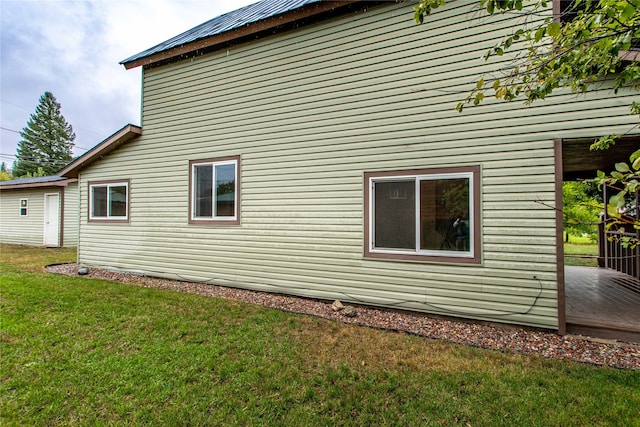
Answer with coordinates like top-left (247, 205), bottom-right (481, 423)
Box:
top-left (1, 244), bottom-right (639, 426)
top-left (564, 234), bottom-right (599, 267)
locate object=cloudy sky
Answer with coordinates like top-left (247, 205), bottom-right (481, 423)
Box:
top-left (0, 0), bottom-right (256, 170)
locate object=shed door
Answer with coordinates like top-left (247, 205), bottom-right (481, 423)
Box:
top-left (44, 193), bottom-right (60, 247)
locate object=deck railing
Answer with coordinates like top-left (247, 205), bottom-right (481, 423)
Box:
top-left (604, 231), bottom-right (640, 279)
top-left (599, 186), bottom-right (639, 280)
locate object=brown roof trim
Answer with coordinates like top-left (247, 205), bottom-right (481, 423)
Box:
top-left (59, 124), bottom-right (142, 178)
top-left (122, 0), bottom-right (361, 70)
top-left (561, 134), bottom-right (640, 180)
top-left (0, 178), bottom-right (78, 191)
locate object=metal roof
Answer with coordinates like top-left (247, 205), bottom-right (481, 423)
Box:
top-left (120, 0), bottom-right (321, 65)
top-left (0, 175), bottom-right (67, 187)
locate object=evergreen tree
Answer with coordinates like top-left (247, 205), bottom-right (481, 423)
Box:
top-left (12, 92), bottom-right (76, 177)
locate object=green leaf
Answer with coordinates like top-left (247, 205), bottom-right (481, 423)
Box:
top-left (547, 22), bottom-right (561, 37)
top-left (611, 171), bottom-right (624, 181)
top-left (607, 204), bottom-right (620, 217)
top-left (615, 162), bottom-right (630, 172)
top-left (477, 78), bottom-right (484, 90)
top-left (611, 171), bottom-right (624, 180)
top-left (487, 0), bottom-right (495, 14)
top-left (534, 27), bottom-right (546, 43)
top-left (620, 3), bottom-right (635, 21)
top-left (609, 191), bottom-right (627, 208)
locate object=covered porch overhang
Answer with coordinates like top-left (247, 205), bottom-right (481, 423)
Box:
top-left (556, 135), bottom-right (640, 342)
top-left (561, 136), bottom-right (639, 181)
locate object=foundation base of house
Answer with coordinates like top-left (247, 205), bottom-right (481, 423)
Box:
top-left (566, 321), bottom-right (640, 344)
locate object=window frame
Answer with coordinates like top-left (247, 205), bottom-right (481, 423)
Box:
top-left (19, 198), bottom-right (28, 217)
top-left (88, 179), bottom-right (130, 223)
top-left (189, 156), bottom-right (240, 225)
top-left (364, 165), bottom-right (481, 264)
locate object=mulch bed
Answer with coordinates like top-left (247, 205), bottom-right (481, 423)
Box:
top-left (46, 263), bottom-right (640, 370)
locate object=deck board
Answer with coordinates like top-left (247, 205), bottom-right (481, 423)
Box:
top-left (565, 266), bottom-right (640, 341)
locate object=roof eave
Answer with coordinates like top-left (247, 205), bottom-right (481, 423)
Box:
top-left (121, 0), bottom-right (362, 70)
top-left (59, 124), bottom-right (142, 178)
top-left (0, 178), bottom-right (78, 191)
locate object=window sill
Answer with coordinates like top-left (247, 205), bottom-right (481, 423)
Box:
top-left (188, 219), bottom-right (240, 226)
top-left (88, 218), bottom-right (130, 223)
top-left (364, 251), bottom-right (481, 265)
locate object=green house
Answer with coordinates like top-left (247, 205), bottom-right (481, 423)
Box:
top-left (60, 0), bottom-right (640, 340)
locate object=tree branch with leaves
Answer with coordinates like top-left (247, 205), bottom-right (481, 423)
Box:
top-left (593, 150), bottom-right (640, 248)
top-left (415, 0), bottom-right (640, 149)
top-left (415, 0), bottom-right (640, 247)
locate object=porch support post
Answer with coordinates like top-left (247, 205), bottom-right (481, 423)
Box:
top-left (554, 139), bottom-right (567, 335)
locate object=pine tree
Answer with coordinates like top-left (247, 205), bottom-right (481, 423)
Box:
top-left (12, 92), bottom-right (76, 177)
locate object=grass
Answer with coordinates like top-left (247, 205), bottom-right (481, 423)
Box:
top-left (2, 244), bottom-right (639, 426)
top-left (564, 234), bottom-right (599, 267)
top-left (0, 244), bottom-right (76, 273)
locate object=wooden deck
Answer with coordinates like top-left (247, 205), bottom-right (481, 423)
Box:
top-left (565, 266), bottom-right (640, 342)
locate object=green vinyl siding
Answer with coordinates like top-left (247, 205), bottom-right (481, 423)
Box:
top-left (0, 189), bottom-right (49, 246)
top-left (77, 0), bottom-right (637, 329)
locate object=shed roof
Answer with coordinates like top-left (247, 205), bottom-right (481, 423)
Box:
top-left (120, 0), bottom-right (365, 69)
top-left (58, 124), bottom-right (142, 178)
top-left (0, 175), bottom-right (76, 190)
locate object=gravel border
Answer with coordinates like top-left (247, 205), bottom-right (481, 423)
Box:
top-left (46, 263), bottom-right (640, 370)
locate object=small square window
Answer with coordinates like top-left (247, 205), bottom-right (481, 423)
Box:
top-left (89, 180), bottom-right (129, 222)
top-left (19, 199), bottom-right (28, 216)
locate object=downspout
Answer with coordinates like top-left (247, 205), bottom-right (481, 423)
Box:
top-left (60, 186), bottom-right (65, 247)
top-left (76, 176), bottom-right (81, 265)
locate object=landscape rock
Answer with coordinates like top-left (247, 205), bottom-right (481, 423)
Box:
top-left (331, 300), bottom-right (345, 312)
top-left (343, 306), bottom-right (357, 318)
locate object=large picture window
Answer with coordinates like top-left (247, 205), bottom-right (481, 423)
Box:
top-left (190, 156), bottom-right (239, 224)
top-left (365, 166), bottom-right (480, 263)
top-left (89, 180), bottom-right (129, 222)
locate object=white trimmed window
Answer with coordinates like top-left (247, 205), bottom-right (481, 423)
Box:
top-left (365, 166), bottom-right (480, 263)
top-left (190, 156), bottom-right (239, 224)
top-left (89, 181), bottom-right (129, 221)
top-left (20, 199), bottom-right (28, 216)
